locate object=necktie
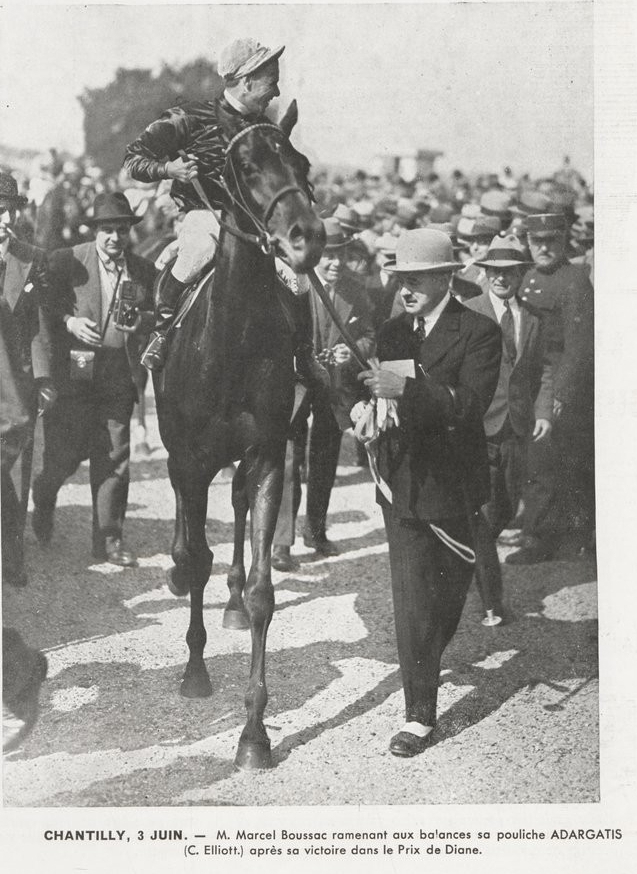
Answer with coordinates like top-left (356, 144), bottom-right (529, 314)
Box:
top-left (500, 299), bottom-right (517, 362)
top-left (415, 316), bottom-right (427, 342)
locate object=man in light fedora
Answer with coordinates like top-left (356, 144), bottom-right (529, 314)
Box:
top-left (358, 229), bottom-right (501, 757)
top-left (464, 234), bottom-right (553, 601)
top-left (124, 37), bottom-right (285, 371)
top-left (31, 192), bottom-right (156, 567)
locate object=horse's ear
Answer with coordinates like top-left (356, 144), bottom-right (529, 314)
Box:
top-left (279, 100), bottom-right (298, 138)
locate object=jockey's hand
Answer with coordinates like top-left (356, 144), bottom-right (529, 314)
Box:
top-left (166, 154), bottom-right (198, 182)
top-left (358, 365), bottom-right (406, 400)
top-left (66, 316), bottom-right (101, 347)
top-left (331, 343), bottom-right (352, 366)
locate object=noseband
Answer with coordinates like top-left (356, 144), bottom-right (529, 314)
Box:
top-left (220, 123), bottom-right (309, 255)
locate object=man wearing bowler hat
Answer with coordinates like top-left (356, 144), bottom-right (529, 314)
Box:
top-left (506, 212), bottom-right (594, 564)
top-left (359, 229), bottom-right (501, 756)
top-left (31, 192), bottom-right (156, 566)
top-left (124, 37), bottom-right (285, 372)
top-left (0, 172), bottom-right (56, 587)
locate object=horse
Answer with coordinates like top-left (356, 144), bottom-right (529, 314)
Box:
top-left (153, 101), bottom-right (325, 770)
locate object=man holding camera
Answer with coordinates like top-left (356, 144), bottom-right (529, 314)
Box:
top-left (31, 192), bottom-right (156, 566)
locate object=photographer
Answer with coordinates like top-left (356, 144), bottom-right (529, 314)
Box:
top-left (31, 192), bottom-right (156, 567)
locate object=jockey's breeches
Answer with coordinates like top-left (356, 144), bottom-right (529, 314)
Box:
top-left (171, 209), bottom-right (220, 284)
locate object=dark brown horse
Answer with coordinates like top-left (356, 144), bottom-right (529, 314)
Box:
top-left (153, 103), bottom-right (324, 770)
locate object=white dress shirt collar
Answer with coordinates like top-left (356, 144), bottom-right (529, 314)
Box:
top-left (412, 290), bottom-right (451, 336)
top-left (223, 89), bottom-right (251, 116)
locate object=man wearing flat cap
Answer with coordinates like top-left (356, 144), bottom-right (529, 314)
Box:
top-left (358, 229), bottom-right (501, 757)
top-left (31, 192), bottom-right (156, 567)
top-left (124, 37), bottom-right (285, 371)
top-left (505, 212), bottom-right (594, 564)
top-left (0, 172), bottom-right (56, 587)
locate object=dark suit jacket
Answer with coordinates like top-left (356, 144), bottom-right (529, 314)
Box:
top-left (520, 259), bottom-right (593, 413)
top-left (309, 267), bottom-right (375, 429)
top-left (463, 292), bottom-right (553, 437)
top-left (376, 296), bottom-right (501, 520)
top-left (48, 241), bottom-right (156, 396)
top-left (0, 238), bottom-right (53, 391)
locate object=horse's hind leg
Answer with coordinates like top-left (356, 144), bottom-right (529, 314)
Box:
top-left (223, 461), bottom-right (250, 630)
top-left (234, 444), bottom-right (285, 770)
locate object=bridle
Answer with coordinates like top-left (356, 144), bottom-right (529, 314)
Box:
top-left (217, 123), bottom-right (310, 256)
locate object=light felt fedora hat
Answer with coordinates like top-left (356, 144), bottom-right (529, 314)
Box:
top-left (475, 234), bottom-right (534, 269)
top-left (383, 228), bottom-right (460, 274)
top-left (321, 217), bottom-right (351, 249)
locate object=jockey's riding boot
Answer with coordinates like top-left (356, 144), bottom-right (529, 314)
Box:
top-left (140, 272), bottom-right (187, 371)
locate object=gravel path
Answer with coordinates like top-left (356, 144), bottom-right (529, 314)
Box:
top-left (3, 412), bottom-right (598, 808)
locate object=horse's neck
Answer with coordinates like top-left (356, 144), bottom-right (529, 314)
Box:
top-left (203, 225), bottom-right (276, 351)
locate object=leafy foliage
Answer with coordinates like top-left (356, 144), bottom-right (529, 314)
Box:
top-left (79, 59), bottom-right (224, 174)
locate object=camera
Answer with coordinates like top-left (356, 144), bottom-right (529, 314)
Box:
top-left (112, 279), bottom-right (139, 328)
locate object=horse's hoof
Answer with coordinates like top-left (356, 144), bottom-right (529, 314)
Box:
top-left (167, 567), bottom-right (189, 597)
top-left (180, 671), bottom-right (213, 699)
top-left (222, 607), bottom-right (250, 630)
top-left (234, 739), bottom-right (273, 771)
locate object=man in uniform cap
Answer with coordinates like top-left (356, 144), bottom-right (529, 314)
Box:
top-left (506, 213), bottom-right (594, 564)
top-left (124, 37), bottom-right (285, 370)
top-left (358, 229), bottom-right (501, 756)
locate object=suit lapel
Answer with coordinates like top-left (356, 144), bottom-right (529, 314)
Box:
top-left (329, 278), bottom-right (354, 346)
top-left (78, 244), bottom-right (102, 326)
top-left (516, 299), bottom-right (533, 361)
top-left (3, 239), bottom-right (33, 311)
top-left (418, 297), bottom-right (463, 372)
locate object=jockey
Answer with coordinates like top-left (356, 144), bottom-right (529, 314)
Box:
top-left (124, 38), bottom-right (288, 371)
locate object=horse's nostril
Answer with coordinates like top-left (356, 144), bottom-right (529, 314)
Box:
top-left (288, 223), bottom-right (305, 246)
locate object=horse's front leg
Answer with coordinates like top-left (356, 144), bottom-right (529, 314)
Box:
top-left (223, 461), bottom-right (250, 629)
top-left (234, 442), bottom-right (285, 770)
top-left (169, 456), bottom-right (215, 698)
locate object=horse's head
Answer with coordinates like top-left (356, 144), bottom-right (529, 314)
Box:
top-left (218, 101), bottom-right (325, 273)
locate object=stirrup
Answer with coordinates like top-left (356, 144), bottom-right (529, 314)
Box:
top-left (140, 333), bottom-right (168, 371)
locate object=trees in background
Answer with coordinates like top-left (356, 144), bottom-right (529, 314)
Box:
top-left (79, 59), bottom-right (223, 175)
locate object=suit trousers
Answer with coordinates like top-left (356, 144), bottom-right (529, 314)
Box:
top-left (382, 504), bottom-right (473, 726)
top-left (33, 377), bottom-right (135, 553)
top-left (522, 412), bottom-right (594, 544)
top-left (483, 421), bottom-right (526, 536)
top-left (305, 387), bottom-right (342, 539)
